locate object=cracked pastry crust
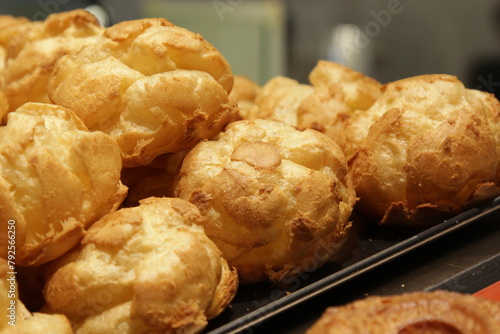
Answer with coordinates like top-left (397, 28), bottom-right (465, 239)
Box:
top-left (48, 17), bottom-right (238, 167)
top-left (306, 290), bottom-right (500, 334)
top-left (346, 74), bottom-right (500, 227)
top-left (0, 9), bottom-right (104, 116)
top-left (43, 197), bottom-right (238, 334)
top-left (0, 103), bottom-right (127, 267)
top-left (175, 119), bottom-right (356, 284)
top-left (242, 61), bottom-right (381, 144)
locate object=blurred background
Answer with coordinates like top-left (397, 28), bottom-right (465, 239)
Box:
top-left (2, 0), bottom-right (500, 95)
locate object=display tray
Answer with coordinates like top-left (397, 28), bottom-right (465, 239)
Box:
top-left (204, 195), bottom-right (500, 334)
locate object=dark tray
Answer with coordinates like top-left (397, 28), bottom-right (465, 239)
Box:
top-left (204, 195), bottom-right (500, 334)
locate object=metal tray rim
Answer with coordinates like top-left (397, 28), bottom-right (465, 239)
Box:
top-left (208, 196), bottom-right (500, 334)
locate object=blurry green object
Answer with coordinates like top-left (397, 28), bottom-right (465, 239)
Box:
top-left (0, 0), bottom-right (94, 20)
top-left (141, 0), bottom-right (286, 85)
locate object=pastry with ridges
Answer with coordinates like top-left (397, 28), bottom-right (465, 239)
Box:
top-left (48, 17), bottom-right (237, 167)
top-left (346, 74), bottom-right (500, 226)
top-left (175, 119), bottom-right (356, 284)
top-left (43, 197), bottom-right (238, 334)
top-left (0, 102), bottom-right (127, 267)
top-left (0, 9), bottom-right (104, 116)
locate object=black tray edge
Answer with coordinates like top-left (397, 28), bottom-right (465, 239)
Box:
top-left (208, 196), bottom-right (500, 334)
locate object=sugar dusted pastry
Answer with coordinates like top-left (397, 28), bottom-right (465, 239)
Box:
top-left (44, 197), bottom-right (238, 334)
top-left (306, 290), bottom-right (500, 334)
top-left (0, 258), bottom-right (72, 334)
top-left (48, 17), bottom-right (237, 167)
top-left (175, 119), bottom-right (356, 284)
top-left (0, 103), bottom-right (127, 267)
top-left (347, 74), bottom-right (500, 226)
top-left (0, 10), bottom-right (104, 115)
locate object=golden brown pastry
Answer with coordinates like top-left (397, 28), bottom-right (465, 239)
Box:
top-left (308, 60), bottom-right (382, 112)
top-left (245, 61), bottom-right (381, 144)
top-left (0, 10), bottom-right (104, 115)
top-left (43, 197), bottom-right (238, 334)
top-left (306, 290), bottom-right (500, 334)
top-left (0, 258), bottom-right (72, 334)
top-left (0, 103), bottom-right (127, 267)
top-left (48, 17), bottom-right (238, 167)
top-left (469, 89), bottom-right (500, 184)
top-left (347, 74), bottom-right (500, 226)
top-left (175, 119), bottom-right (356, 284)
top-left (228, 75), bottom-right (261, 119)
top-left (246, 76), bottom-right (347, 142)
top-left (0, 15), bottom-right (30, 73)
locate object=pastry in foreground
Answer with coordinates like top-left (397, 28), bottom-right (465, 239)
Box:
top-left (43, 197), bottom-right (238, 334)
top-left (346, 74), bottom-right (500, 226)
top-left (0, 258), bottom-right (72, 334)
top-left (175, 119), bottom-right (356, 284)
top-left (48, 17), bottom-right (238, 167)
top-left (0, 9), bottom-right (104, 116)
top-left (0, 103), bottom-right (127, 266)
top-left (306, 290), bottom-right (500, 334)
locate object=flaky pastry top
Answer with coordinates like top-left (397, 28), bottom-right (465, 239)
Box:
top-left (48, 17), bottom-right (237, 167)
top-left (175, 119), bottom-right (356, 283)
top-left (0, 103), bottom-right (126, 266)
top-left (44, 197), bottom-right (238, 334)
top-left (347, 74), bottom-right (500, 225)
top-left (0, 9), bottom-right (104, 114)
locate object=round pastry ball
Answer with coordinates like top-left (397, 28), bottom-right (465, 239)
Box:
top-left (347, 74), bottom-right (500, 226)
top-left (48, 17), bottom-right (238, 167)
top-left (243, 61), bottom-right (381, 145)
top-left (43, 197), bottom-right (238, 334)
top-left (306, 290), bottom-right (500, 334)
top-left (175, 119), bottom-right (356, 284)
top-left (308, 60), bottom-right (382, 112)
top-left (0, 10), bottom-right (104, 115)
top-left (0, 103), bottom-right (127, 267)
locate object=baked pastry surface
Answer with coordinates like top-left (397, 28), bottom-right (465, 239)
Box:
top-left (43, 197), bottom-right (238, 334)
top-left (175, 119), bottom-right (356, 284)
top-left (346, 74), bottom-right (500, 226)
top-left (306, 290), bottom-right (500, 334)
top-left (0, 103), bottom-right (126, 266)
top-left (228, 74), bottom-right (261, 120)
top-left (0, 10), bottom-right (104, 115)
top-left (48, 17), bottom-right (237, 167)
top-left (241, 61), bottom-right (381, 144)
